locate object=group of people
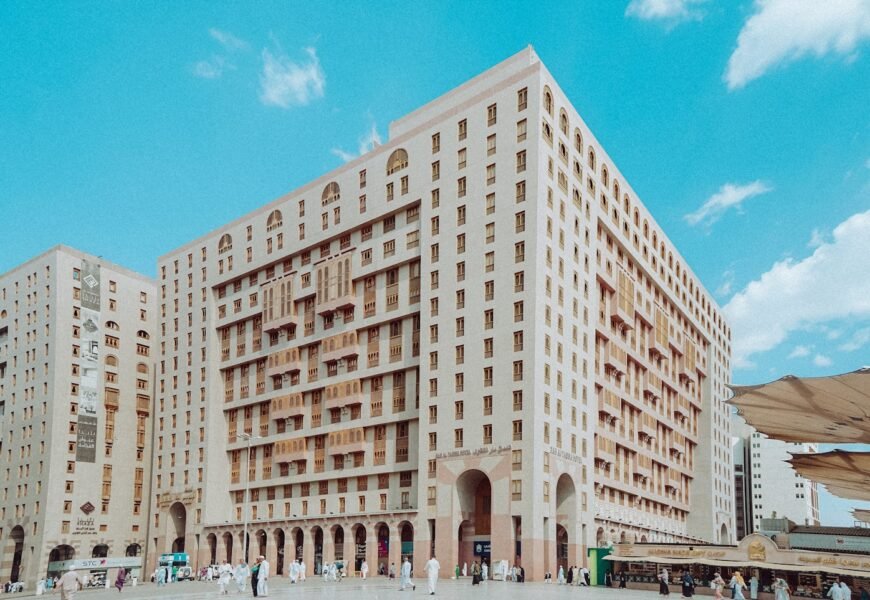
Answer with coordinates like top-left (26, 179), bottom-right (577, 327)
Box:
top-left (656, 568), bottom-right (870, 600)
top-left (215, 555), bottom-right (269, 596)
top-left (546, 565), bottom-right (592, 586)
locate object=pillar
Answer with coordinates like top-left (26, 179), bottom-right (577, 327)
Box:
top-left (365, 524), bottom-right (379, 576)
top-left (434, 515), bottom-right (457, 580)
top-left (302, 530), bottom-right (315, 577)
top-left (265, 532), bottom-right (278, 575)
top-left (388, 522), bottom-right (401, 575)
top-left (342, 529), bottom-right (354, 575)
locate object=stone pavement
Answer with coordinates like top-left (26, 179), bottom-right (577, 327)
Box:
top-left (8, 578), bottom-right (671, 599)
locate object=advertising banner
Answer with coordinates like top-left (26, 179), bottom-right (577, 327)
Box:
top-left (76, 260), bottom-right (101, 462)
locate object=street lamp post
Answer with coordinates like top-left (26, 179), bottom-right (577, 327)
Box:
top-left (238, 432), bottom-right (260, 563)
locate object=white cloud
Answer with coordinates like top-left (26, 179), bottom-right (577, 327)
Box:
top-left (684, 181), bottom-right (772, 227)
top-left (813, 354), bottom-right (833, 367)
top-left (725, 0), bottom-right (870, 90)
top-left (808, 227), bottom-right (827, 248)
top-left (716, 269), bottom-right (735, 297)
top-left (724, 209), bottom-right (870, 367)
top-left (193, 56), bottom-right (228, 79)
top-left (259, 46), bottom-right (325, 108)
top-left (625, 0), bottom-right (707, 23)
top-left (331, 121), bottom-right (382, 163)
top-left (787, 345), bottom-right (811, 359)
top-left (209, 28), bottom-right (248, 51)
top-left (839, 327), bottom-right (870, 352)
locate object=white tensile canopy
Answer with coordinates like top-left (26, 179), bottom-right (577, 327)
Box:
top-left (788, 450), bottom-right (870, 501)
top-left (728, 368), bottom-right (870, 444)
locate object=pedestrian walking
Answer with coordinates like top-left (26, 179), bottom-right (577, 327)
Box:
top-left (774, 577), bottom-right (791, 600)
top-left (114, 568), bottom-right (126, 592)
top-left (581, 565), bottom-right (590, 586)
top-left (257, 556), bottom-right (269, 596)
top-left (426, 555), bottom-right (440, 596)
top-left (680, 569), bottom-right (695, 598)
top-left (557, 565), bottom-right (565, 584)
top-left (59, 568), bottom-right (82, 600)
top-left (250, 557), bottom-right (260, 597)
top-left (711, 572), bottom-right (726, 600)
top-left (729, 571), bottom-right (747, 600)
top-left (619, 571), bottom-right (628, 589)
top-left (472, 561), bottom-right (481, 585)
top-left (360, 560), bottom-right (368, 580)
top-left (750, 574), bottom-right (759, 600)
top-left (233, 560), bottom-right (249, 593)
top-left (659, 567), bottom-right (671, 596)
top-left (566, 565), bottom-right (573, 585)
top-left (399, 557), bottom-right (415, 591)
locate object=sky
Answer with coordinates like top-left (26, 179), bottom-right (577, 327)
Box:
top-left (1, 1), bottom-right (869, 525)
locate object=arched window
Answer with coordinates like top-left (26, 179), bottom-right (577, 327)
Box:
top-left (137, 362), bottom-right (149, 375)
top-left (105, 321), bottom-right (120, 331)
top-left (266, 209), bottom-right (283, 231)
top-left (543, 86), bottom-right (553, 116)
top-left (613, 181), bottom-right (620, 203)
top-left (105, 355), bottom-right (118, 367)
top-left (543, 121), bottom-right (553, 142)
top-left (137, 330), bottom-right (150, 340)
top-left (559, 109), bottom-right (568, 135)
top-left (574, 129), bottom-right (583, 153)
top-left (218, 233), bottom-right (233, 254)
top-left (601, 165), bottom-right (609, 188)
top-left (321, 182), bottom-right (341, 205)
top-left (643, 220), bottom-right (649, 238)
top-left (386, 149), bottom-right (408, 175)
top-left (587, 148), bottom-right (596, 170)
top-left (624, 195), bottom-right (630, 215)
top-left (633, 208), bottom-right (640, 227)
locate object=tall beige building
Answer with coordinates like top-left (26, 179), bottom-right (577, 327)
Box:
top-left (0, 246), bottom-right (156, 588)
top-left (149, 47), bottom-right (733, 581)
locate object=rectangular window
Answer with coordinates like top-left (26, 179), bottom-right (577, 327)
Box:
top-left (457, 177), bottom-right (466, 198)
top-left (458, 148), bottom-right (467, 169)
top-left (487, 134), bottom-right (496, 156)
top-left (487, 103), bottom-right (497, 126)
top-left (432, 133), bottom-right (441, 153)
top-left (431, 161), bottom-right (440, 181)
top-left (458, 118), bottom-right (467, 141)
top-left (516, 150), bottom-right (527, 173)
top-left (517, 118), bottom-right (527, 142)
top-left (517, 87), bottom-right (528, 110)
top-left (486, 193), bottom-right (495, 215)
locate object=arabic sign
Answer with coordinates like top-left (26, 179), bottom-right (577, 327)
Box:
top-left (435, 445), bottom-right (511, 460)
top-left (48, 557), bottom-right (142, 571)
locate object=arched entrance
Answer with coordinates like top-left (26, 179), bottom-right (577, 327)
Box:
top-left (332, 526), bottom-right (345, 563)
top-left (595, 527), bottom-right (605, 547)
top-left (92, 544), bottom-right (109, 558)
top-left (9, 526), bottom-right (25, 583)
top-left (352, 524), bottom-right (366, 571)
top-left (292, 528), bottom-right (304, 562)
top-left (125, 544), bottom-right (142, 557)
top-left (375, 523), bottom-right (390, 573)
top-left (399, 521), bottom-right (414, 565)
top-left (455, 470), bottom-right (492, 571)
top-left (720, 523), bottom-right (730, 544)
top-left (274, 529), bottom-right (285, 575)
top-left (222, 532), bottom-right (233, 563)
top-left (555, 474), bottom-right (577, 568)
top-left (169, 502), bottom-right (187, 553)
top-left (556, 525), bottom-right (568, 568)
top-left (206, 535), bottom-right (217, 565)
top-left (48, 544), bottom-right (75, 578)
top-left (255, 530), bottom-right (267, 559)
top-left (312, 527), bottom-right (324, 574)
top-left (640, 535), bottom-right (648, 543)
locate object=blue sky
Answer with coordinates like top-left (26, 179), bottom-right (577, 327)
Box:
top-left (1, 1), bottom-right (868, 525)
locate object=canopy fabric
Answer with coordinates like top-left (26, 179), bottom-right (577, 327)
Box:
top-left (853, 509), bottom-right (870, 525)
top-left (607, 555), bottom-right (868, 576)
top-left (728, 368), bottom-right (870, 443)
top-left (788, 450), bottom-right (870, 501)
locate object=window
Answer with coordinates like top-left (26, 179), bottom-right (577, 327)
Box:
top-left (458, 119), bottom-right (467, 141)
top-left (431, 161), bottom-right (440, 181)
top-left (486, 193), bottom-right (495, 215)
top-left (432, 133), bottom-right (440, 153)
top-left (359, 168), bottom-right (367, 188)
top-left (485, 223), bottom-right (495, 244)
top-left (457, 177), bottom-right (466, 198)
top-left (483, 424), bottom-right (493, 444)
top-left (386, 148), bottom-right (409, 175)
top-left (486, 164), bottom-right (496, 185)
top-left (487, 134), bottom-right (496, 156)
top-left (543, 86), bottom-right (553, 116)
top-left (517, 87), bottom-right (528, 110)
top-left (516, 180), bottom-right (526, 203)
top-left (487, 103), bottom-right (497, 126)
top-left (513, 420), bottom-right (523, 441)
top-left (454, 428), bottom-right (464, 448)
top-left (516, 150), bottom-right (527, 173)
top-left (515, 211), bottom-right (526, 232)
top-left (458, 148), bottom-right (467, 169)
top-left (517, 119), bottom-right (527, 141)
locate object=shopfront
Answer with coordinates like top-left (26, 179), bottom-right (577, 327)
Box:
top-left (606, 533), bottom-right (870, 598)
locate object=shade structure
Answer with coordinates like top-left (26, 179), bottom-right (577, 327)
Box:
top-left (852, 509), bottom-right (870, 525)
top-left (728, 367), bottom-right (870, 443)
top-left (788, 450), bottom-right (870, 501)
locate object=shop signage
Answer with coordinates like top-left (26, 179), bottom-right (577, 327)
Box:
top-left (435, 445), bottom-right (511, 460)
top-left (72, 517), bottom-right (97, 536)
top-left (48, 557), bottom-right (142, 571)
top-left (473, 541), bottom-right (491, 557)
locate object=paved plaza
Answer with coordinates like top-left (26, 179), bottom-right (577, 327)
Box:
top-left (8, 579), bottom-right (669, 599)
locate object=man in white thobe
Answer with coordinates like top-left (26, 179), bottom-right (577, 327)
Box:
top-left (361, 560), bottom-right (369, 580)
top-left (233, 561), bottom-right (249, 593)
top-left (425, 555), bottom-right (440, 595)
top-left (299, 560), bottom-right (306, 582)
top-left (481, 561), bottom-right (488, 582)
top-left (840, 582), bottom-right (852, 600)
top-left (289, 560), bottom-right (299, 584)
top-left (257, 556), bottom-right (269, 596)
top-left (827, 580), bottom-right (844, 600)
top-left (399, 557), bottom-right (415, 591)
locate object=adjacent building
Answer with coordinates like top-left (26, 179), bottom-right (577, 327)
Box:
top-left (149, 47), bottom-right (733, 581)
top-left (733, 414), bottom-right (820, 538)
top-left (0, 246), bottom-right (156, 586)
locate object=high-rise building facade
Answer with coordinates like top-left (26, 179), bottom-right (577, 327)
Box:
top-left (732, 415), bottom-right (819, 538)
top-left (149, 47), bottom-right (733, 580)
top-left (0, 246), bottom-right (156, 587)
